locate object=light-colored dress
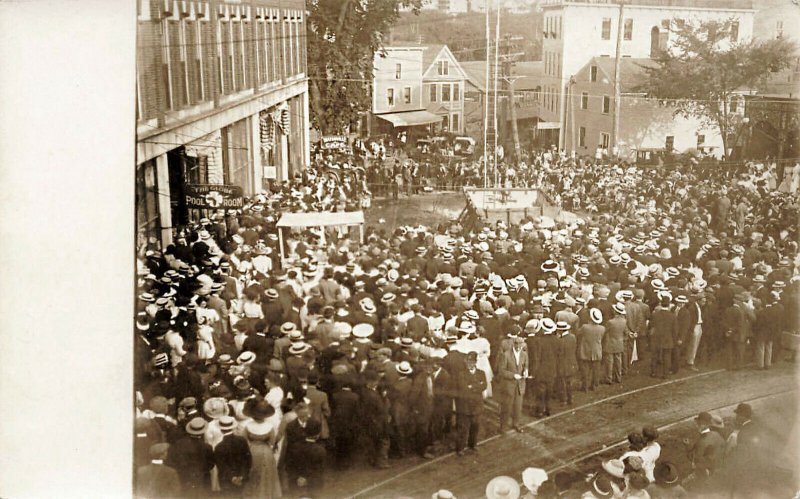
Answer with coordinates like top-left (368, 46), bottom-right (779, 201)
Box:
top-left (243, 421), bottom-right (282, 499)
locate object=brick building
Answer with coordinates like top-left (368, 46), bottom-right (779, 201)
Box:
top-left (136, 0), bottom-right (309, 247)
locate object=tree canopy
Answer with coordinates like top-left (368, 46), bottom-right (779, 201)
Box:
top-left (635, 18), bottom-right (797, 159)
top-left (306, 0), bottom-right (422, 135)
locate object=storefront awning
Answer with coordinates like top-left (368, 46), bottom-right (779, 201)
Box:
top-left (536, 121), bottom-right (561, 130)
top-left (277, 211), bottom-right (365, 228)
top-left (376, 110), bottom-right (443, 127)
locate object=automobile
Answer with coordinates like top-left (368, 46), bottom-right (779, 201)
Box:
top-left (453, 136), bottom-right (476, 156)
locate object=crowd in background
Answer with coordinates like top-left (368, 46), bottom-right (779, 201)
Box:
top-left (133, 144), bottom-right (799, 497)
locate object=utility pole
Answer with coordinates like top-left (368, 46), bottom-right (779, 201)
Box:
top-left (611, 0), bottom-right (625, 157)
top-left (500, 35), bottom-right (525, 162)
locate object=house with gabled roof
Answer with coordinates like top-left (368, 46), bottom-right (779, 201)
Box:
top-left (420, 44), bottom-right (469, 133)
top-left (370, 43), bottom-right (468, 137)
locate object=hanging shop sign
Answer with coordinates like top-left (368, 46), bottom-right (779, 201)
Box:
top-left (263, 166), bottom-right (277, 180)
top-left (320, 135), bottom-right (349, 151)
top-left (185, 184), bottom-right (244, 209)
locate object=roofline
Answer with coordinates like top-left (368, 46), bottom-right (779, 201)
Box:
top-left (421, 45), bottom-right (470, 81)
top-left (542, 2), bottom-right (754, 13)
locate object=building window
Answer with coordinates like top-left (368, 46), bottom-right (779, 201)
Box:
top-left (453, 83), bottom-right (460, 101)
top-left (730, 21), bottom-right (739, 42)
top-left (452, 113), bottom-right (460, 132)
top-left (442, 84), bottom-right (451, 101)
top-left (665, 135), bottom-right (674, 151)
top-left (579, 126), bottom-right (586, 147)
top-left (697, 134), bottom-right (705, 147)
top-left (438, 60), bottom-right (449, 76)
top-left (403, 86), bottom-right (411, 104)
top-left (590, 65), bottom-right (598, 82)
top-left (602, 18), bottom-right (611, 40)
top-left (396, 63), bottom-right (402, 79)
top-left (387, 88), bottom-right (395, 106)
top-left (430, 84), bottom-right (437, 102)
top-left (650, 27), bottom-right (660, 57)
top-left (730, 100), bottom-right (738, 113)
top-left (602, 95), bottom-right (610, 114)
top-left (442, 114), bottom-right (449, 131)
top-left (556, 53), bottom-right (561, 76)
top-left (601, 132), bottom-right (610, 149)
top-left (581, 92), bottom-right (588, 109)
top-left (624, 19), bottom-right (633, 40)
top-left (777, 20), bottom-right (783, 39)
top-left (558, 16), bottom-right (562, 39)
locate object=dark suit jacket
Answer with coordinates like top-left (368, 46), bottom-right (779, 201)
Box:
top-left (536, 334), bottom-right (560, 382)
top-left (406, 315), bottom-right (430, 341)
top-left (454, 367), bottom-right (487, 415)
top-left (331, 388), bottom-right (360, 437)
top-left (689, 429), bottom-right (726, 473)
top-left (136, 463), bottom-right (181, 498)
top-left (432, 367), bottom-right (454, 407)
top-left (165, 436), bottom-right (214, 494)
top-left (287, 440), bottom-right (326, 492)
top-left (360, 386), bottom-right (390, 436)
top-left (556, 333), bottom-right (579, 377)
top-left (213, 434), bottom-right (252, 486)
top-left (675, 306), bottom-right (694, 345)
top-left (650, 307), bottom-right (677, 349)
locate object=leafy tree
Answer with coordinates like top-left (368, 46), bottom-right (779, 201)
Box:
top-left (306, 0), bottom-right (422, 135)
top-left (636, 18), bottom-right (796, 159)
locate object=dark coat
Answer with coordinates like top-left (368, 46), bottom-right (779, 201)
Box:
top-left (331, 388), bottom-right (360, 437)
top-left (536, 334), bottom-right (560, 382)
top-left (432, 367), bottom-right (454, 408)
top-left (136, 463), bottom-right (182, 498)
top-left (689, 429), bottom-right (726, 473)
top-left (213, 433), bottom-right (252, 488)
top-left (166, 436), bottom-right (215, 495)
top-left (454, 367), bottom-right (487, 415)
top-left (556, 333), bottom-right (579, 377)
top-left (360, 386), bottom-right (391, 436)
top-left (650, 307), bottom-right (677, 349)
top-left (388, 376), bottom-right (414, 425)
top-left (675, 306), bottom-right (694, 345)
top-left (288, 440), bottom-right (326, 492)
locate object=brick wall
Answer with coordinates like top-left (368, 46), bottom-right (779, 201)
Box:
top-left (137, 0), bottom-right (306, 133)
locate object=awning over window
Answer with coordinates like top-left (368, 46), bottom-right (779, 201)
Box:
top-left (376, 110), bottom-right (444, 127)
top-left (277, 211), bottom-right (365, 228)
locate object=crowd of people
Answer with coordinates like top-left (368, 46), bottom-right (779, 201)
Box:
top-left (133, 144), bottom-right (799, 498)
